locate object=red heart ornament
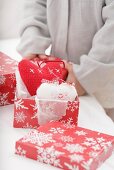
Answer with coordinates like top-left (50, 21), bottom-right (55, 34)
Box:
top-left (18, 58), bottom-right (68, 96)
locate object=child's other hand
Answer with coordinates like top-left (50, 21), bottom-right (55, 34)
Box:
top-left (63, 60), bottom-right (86, 96)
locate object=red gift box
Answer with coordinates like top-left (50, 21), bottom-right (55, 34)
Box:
top-left (13, 96), bottom-right (79, 128)
top-left (0, 52), bottom-right (17, 106)
top-left (15, 121), bottom-right (114, 170)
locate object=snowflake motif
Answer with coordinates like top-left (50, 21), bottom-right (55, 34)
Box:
top-left (54, 142), bottom-right (64, 147)
top-left (100, 141), bottom-right (112, 153)
top-left (15, 99), bottom-right (28, 110)
top-left (61, 118), bottom-right (76, 129)
top-left (61, 135), bottom-right (74, 143)
top-left (69, 154), bottom-right (84, 163)
top-left (89, 151), bottom-right (99, 158)
top-left (9, 73), bottom-right (16, 82)
top-left (0, 92), bottom-right (9, 105)
top-left (30, 104), bottom-right (38, 119)
top-left (14, 111), bottom-right (27, 123)
top-left (5, 58), bottom-right (16, 65)
top-left (11, 65), bottom-right (17, 71)
top-left (0, 65), bottom-right (5, 72)
top-left (97, 137), bottom-right (105, 143)
top-left (22, 123), bottom-right (37, 129)
top-left (64, 144), bottom-right (86, 153)
top-left (83, 137), bottom-right (97, 147)
top-left (64, 162), bottom-right (79, 170)
top-left (92, 145), bottom-right (101, 151)
top-left (55, 69), bottom-right (60, 73)
top-left (0, 75), bottom-right (6, 84)
top-left (81, 159), bottom-right (93, 170)
top-left (83, 137), bottom-right (111, 152)
top-left (37, 146), bottom-right (63, 168)
top-left (49, 127), bottom-right (65, 134)
top-left (38, 69), bottom-right (43, 74)
top-left (75, 130), bottom-right (87, 136)
top-left (16, 146), bottom-right (26, 157)
top-left (30, 68), bottom-right (34, 73)
top-left (48, 67), bottom-right (55, 75)
top-left (22, 131), bottom-right (55, 146)
top-left (41, 79), bottom-right (59, 84)
top-left (67, 100), bottom-right (79, 112)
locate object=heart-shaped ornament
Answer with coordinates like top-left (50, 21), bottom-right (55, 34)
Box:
top-left (18, 58), bottom-right (68, 96)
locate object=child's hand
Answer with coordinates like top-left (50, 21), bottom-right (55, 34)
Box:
top-left (24, 54), bottom-right (48, 60)
top-left (63, 60), bottom-right (86, 96)
top-left (24, 54), bottom-right (55, 60)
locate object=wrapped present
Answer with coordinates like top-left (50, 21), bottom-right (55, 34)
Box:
top-left (13, 83), bottom-right (79, 128)
top-left (0, 52), bottom-right (17, 106)
top-left (13, 58), bottom-right (79, 128)
top-left (15, 121), bottom-right (114, 170)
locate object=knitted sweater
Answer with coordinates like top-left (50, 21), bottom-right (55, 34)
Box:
top-left (17, 0), bottom-right (114, 108)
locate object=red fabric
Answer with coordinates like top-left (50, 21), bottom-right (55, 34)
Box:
top-left (18, 58), bottom-right (68, 96)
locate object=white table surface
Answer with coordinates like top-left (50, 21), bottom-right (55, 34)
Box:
top-left (0, 39), bottom-right (114, 170)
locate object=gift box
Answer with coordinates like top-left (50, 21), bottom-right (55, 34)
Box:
top-left (0, 52), bottom-right (17, 106)
top-left (13, 95), bottom-right (79, 128)
top-left (13, 59), bottom-right (79, 128)
top-left (15, 121), bottom-right (114, 170)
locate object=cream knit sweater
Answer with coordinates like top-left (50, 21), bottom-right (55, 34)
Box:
top-left (17, 0), bottom-right (114, 110)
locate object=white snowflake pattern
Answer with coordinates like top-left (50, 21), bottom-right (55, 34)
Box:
top-left (30, 104), bottom-right (38, 119)
top-left (83, 137), bottom-right (97, 147)
top-left (0, 75), bottom-right (6, 84)
top-left (16, 146), bottom-right (26, 157)
top-left (81, 159), bottom-right (93, 170)
top-left (15, 99), bottom-right (28, 110)
top-left (67, 100), bottom-right (79, 112)
top-left (14, 111), bottom-right (27, 123)
top-left (11, 65), bottom-right (17, 71)
top-left (54, 142), bottom-right (64, 147)
top-left (89, 151), bottom-right (99, 158)
top-left (48, 68), bottom-right (55, 75)
top-left (5, 58), bottom-right (16, 65)
top-left (49, 127), bottom-right (65, 134)
top-left (30, 68), bottom-right (34, 73)
top-left (64, 144), bottom-right (86, 153)
top-left (0, 92), bottom-right (9, 105)
top-left (83, 137), bottom-right (110, 151)
top-left (61, 135), bottom-right (74, 143)
top-left (37, 146), bottom-right (63, 168)
top-left (22, 130), bottom-right (55, 146)
top-left (69, 154), bottom-right (84, 163)
top-left (9, 73), bottom-right (16, 82)
top-left (22, 123), bottom-right (37, 129)
top-left (61, 117), bottom-right (76, 129)
top-left (64, 163), bottom-right (79, 170)
top-left (75, 130), bottom-right (87, 136)
top-left (41, 78), bottom-right (59, 84)
top-left (0, 64), bottom-right (5, 72)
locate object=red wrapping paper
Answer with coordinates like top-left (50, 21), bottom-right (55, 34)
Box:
top-left (15, 121), bottom-right (114, 170)
top-left (0, 52), bottom-right (17, 106)
top-left (13, 96), bottom-right (79, 128)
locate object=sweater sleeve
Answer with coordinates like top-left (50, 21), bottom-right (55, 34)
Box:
top-left (73, 0), bottom-right (114, 108)
top-left (17, 0), bottom-right (51, 57)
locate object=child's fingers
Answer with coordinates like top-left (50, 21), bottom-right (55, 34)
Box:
top-left (24, 54), bottom-right (38, 60)
top-left (62, 60), bottom-right (73, 72)
top-left (38, 54), bottom-right (48, 60)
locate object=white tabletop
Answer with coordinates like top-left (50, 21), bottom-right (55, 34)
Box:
top-left (0, 39), bottom-right (114, 170)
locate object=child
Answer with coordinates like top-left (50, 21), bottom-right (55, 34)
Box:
top-left (17, 0), bottom-right (114, 121)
